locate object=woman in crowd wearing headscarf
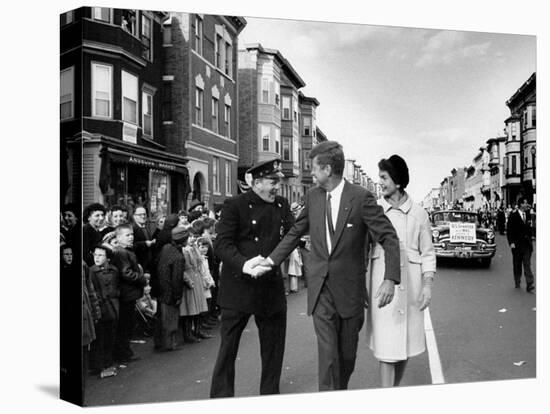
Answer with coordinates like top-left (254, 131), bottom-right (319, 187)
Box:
top-left (366, 155), bottom-right (436, 387)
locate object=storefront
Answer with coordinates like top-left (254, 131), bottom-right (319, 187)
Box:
top-left (100, 147), bottom-right (190, 220)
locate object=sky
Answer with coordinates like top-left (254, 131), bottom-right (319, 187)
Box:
top-left (238, 17), bottom-right (536, 202)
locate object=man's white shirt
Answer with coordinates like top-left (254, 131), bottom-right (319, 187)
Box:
top-left (326, 178), bottom-right (346, 253)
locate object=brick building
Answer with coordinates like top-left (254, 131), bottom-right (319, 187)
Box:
top-left (162, 12), bottom-right (246, 212)
top-left (60, 7), bottom-right (193, 220)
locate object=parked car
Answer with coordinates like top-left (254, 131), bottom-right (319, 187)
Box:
top-left (430, 210), bottom-right (496, 267)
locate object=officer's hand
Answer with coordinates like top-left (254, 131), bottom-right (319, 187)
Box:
top-left (243, 256), bottom-right (272, 278)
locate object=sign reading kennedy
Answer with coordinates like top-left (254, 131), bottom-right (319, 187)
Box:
top-left (449, 222), bottom-right (476, 243)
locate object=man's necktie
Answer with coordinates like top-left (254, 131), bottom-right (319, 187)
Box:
top-left (326, 193), bottom-right (335, 238)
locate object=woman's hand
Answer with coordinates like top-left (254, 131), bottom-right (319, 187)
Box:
top-left (418, 285), bottom-right (432, 311)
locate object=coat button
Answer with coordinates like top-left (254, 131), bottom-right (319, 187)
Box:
top-left (399, 286), bottom-right (405, 291)
top-left (398, 309), bottom-right (405, 315)
top-left (252, 220), bottom-right (257, 225)
top-left (254, 237), bottom-right (259, 242)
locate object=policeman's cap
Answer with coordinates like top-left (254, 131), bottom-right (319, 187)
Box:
top-left (246, 158), bottom-right (284, 179)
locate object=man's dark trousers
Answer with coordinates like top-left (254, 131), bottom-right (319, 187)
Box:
top-left (512, 245), bottom-right (534, 288)
top-left (313, 283), bottom-right (364, 391)
top-left (114, 300), bottom-right (136, 361)
top-left (210, 308), bottom-right (286, 397)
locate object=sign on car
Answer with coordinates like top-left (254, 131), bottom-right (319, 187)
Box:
top-left (449, 222), bottom-right (476, 243)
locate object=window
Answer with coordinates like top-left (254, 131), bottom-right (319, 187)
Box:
top-left (523, 110), bottom-right (528, 130)
top-left (93, 7), bottom-right (110, 23)
top-left (282, 96), bottom-right (291, 120)
top-left (121, 10), bottom-right (138, 36)
top-left (261, 79), bottom-right (269, 104)
top-left (194, 15), bottom-right (203, 55)
top-left (163, 26), bottom-right (172, 45)
top-left (141, 14), bottom-right (152, 60)
top-left (213, 157), bottom-right (220, 193)
top-left (195, 87), bottom-right (203, 126)
top-left (215, 34), bottom-right (223, 69)
top-left (122, 70), bottom-right (138, 124)
top-left (92, 63), bottom-right (112, 118)
top-left (61, 11), bottom-right (74, 25)
top-left (212, 97), bottom-right (219, 133)
top-left (303, 150), bottom-right (311, 170)
top-left (60, 67), bottom-right (74, 120)
top-left (512, 155), bottom-right (517, 175)
top-left (261, 125), bottom-right (270, 152)
top-left (224, 105), bottom-right (231, 139)
top-left (532, 106), bottom-right (536, 127)
top-left (225, 42), bottom-right (233, 77)
top-left (293, 98), bottom-right (298, 122)
top-left (225, 161), bottom-right (231, 195)
top-left (162, 83), bottom-right (172, 121)
top-left (303, 116), bottom-right (311, 136)
top-left (282, 137), bottom-right (291, 161)
top-left (275, 128), bottom-right (280, 154)
top-left (142, 91), bottom-right (153, 136)
top-left (274, 80), bottom-right (280, 106)
top-left (511, 122), bottom-right (517, 140)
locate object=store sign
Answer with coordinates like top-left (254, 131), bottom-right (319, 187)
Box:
top-left (128, 156), bottom-right (177, 171)
top-left (450, 222), bottom-right (476, 243)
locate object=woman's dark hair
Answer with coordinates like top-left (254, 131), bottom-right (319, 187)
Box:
top-left (309, 141), bottom-right (345, 176)
top-left (378, 154), bottom-right (409, 190)
top-left (83, 203), bottom-right (107, 220)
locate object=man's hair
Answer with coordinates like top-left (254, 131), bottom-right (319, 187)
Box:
top-left (517, 196), bottom-right (528, 205)
top-left (83, 203), bottom-right (106, 220)
top-left (93, 244), bottom-right (112, 260)
top-left (109, 204), bottom-right (127, 213)
top-left (115, 223), bottom-right (133, 236)
top-left (309, 141), bottom-right (345, 176)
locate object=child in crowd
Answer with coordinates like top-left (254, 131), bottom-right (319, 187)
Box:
top-left (179, 227), bottom-right (210, 342)
top-left (197, 237), bottom-right (216, 331)
top-left (89, 245), bottom-right (120, 378)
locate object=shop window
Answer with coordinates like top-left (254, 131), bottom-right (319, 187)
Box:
top-left (92, 7), bottom-right (111, 23)
top-left (282, 137), bottom-right (291, 161)
top-left (282, 96), bottom-right (291, 120)
top-left (195, 87), bottom-right (204, 126)
top-left (149, 170), bottom-right (170, 221)
top-left (60, 67), bottom-right (74, 120)
top-left (212, 97), bottom-right (219, 134)
top-left (225, 161), bottom-right (232, 195)
top-left (141, 14), bottom-right (152, 61)
top-left (224, 105), bottom-right (231, 139)
top-left (122, 70), bottom-right (138, 124)
top-left (142, 91), bottom-right (153, 137)
top-left (194, 15), bottom-right (203, 56)
top-left (92, 63), bottom-right (112, 118)
top-left (213, 157), bottom-right (220, 194)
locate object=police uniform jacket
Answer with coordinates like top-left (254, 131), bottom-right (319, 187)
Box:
top-left (214, 190), bottom-right (294, 316)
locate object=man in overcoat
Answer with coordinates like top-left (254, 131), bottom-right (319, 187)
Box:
top-left (507, 196), bottom-right (535, 292)
top-left (261, 141), bottom-right (401, 391)
top-left (209, 159), bottom-right (294, 398)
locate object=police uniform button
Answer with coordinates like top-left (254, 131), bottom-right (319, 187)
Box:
top-left (399, 286), bottom-right (405, 291)
top-left (252, 220), bottom-right (257, 225)
top-left (398, 309), bottom-right (405, 315)
top-left (254, 237), bottom-right (259, 242)
top-left (249, 204), bottom-right (252, 209)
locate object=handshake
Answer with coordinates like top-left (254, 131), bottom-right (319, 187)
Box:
top-left (242, 255), bottom-right (274, 278)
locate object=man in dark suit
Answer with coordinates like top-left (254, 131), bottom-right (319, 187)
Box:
top-left (132, 206), bottom-right (156, 274)
top-left (506, 197), bottom-right (535, 293)
top-left (260, 141), bottom-right (401, 391)
top-left (209, 159), bottom-right (294, 398)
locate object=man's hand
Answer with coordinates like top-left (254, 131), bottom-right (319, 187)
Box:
top-left (146, 239), bottom-right (156, 247)
top-left (242, 256), bottom-right (272, 278)
top-left (375, 279), bottom-right (395, 308)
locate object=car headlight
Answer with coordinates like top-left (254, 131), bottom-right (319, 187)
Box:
top-left (432, 230), bottom-right (440, 239)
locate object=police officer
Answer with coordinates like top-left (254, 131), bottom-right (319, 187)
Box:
top-left (210, 158), bottom-right (294, 398)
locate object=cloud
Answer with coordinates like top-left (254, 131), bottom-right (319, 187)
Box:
top-left (415, 30), bottom-right (491, 67)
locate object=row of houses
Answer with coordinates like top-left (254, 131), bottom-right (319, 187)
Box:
top-left (421, 73), bottom-right (537, 212)
top-left (60, 8), bottom-right (378, 220)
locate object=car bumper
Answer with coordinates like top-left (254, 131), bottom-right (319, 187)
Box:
top-left (434, 244), bottom-right (496, 259)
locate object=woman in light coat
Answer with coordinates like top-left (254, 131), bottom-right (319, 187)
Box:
top-left (366, 155), bottom-right (436, 387)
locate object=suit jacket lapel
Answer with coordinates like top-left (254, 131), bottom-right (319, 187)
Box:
top-left (331, 181), bottom-right (353, 252)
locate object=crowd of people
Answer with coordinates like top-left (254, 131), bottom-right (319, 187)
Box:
top-left (60, 199), bottom-right (235, 381)
top-left (474, 203), bottom-right (536, 238)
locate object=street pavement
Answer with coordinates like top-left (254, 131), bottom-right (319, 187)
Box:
top-left (85, 233), bottom-right (536, 406)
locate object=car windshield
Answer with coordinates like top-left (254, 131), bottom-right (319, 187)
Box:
top-left (432, 211), bottom-right (477, 225)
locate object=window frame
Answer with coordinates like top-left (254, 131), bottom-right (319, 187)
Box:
top-left (92, 7), bottom-right (111, 23)
top-left (212, 97), bottom-right (219, 134)
top-left (282, 96), bottom-right (291, 120)
top-left (141, 13), bottom-right (153, 61)
top-left (225, 160), bottom-right (232, 195)
top-left (274, 127), bottom-right (280, 155)
top-left (91, 62), bottom-right (113, 119)
top-left (194, 15), bottom-right (203, 55)
top-left (282, 137), bottom-right (291, 161)
top-left (60, 66), bottom-right (74, 120)
top-left (195, 87), bottom-right (204, 127)
top-left (224, 104), bottom-right (231, 139)
top-left (213, 156), bottom-right (220, 194)
top-left (142, 90), bottom-right (153, 137)
top-left (261, 78), bottom-right (269, 104)
top-left (121, 70), bottom-right (139, 125)
top-left (261, 125), bottom-right (270, 152)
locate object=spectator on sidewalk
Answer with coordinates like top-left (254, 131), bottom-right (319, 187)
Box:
top-left (507, 197), bottom-right (535, 293)
top-left (83, 203), bottom-right (109, 266)
top-left (132, 206), bottom-right (156, 275)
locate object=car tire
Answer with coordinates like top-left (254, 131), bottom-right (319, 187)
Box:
top-left (480, 258), bottom-right (491, 268)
